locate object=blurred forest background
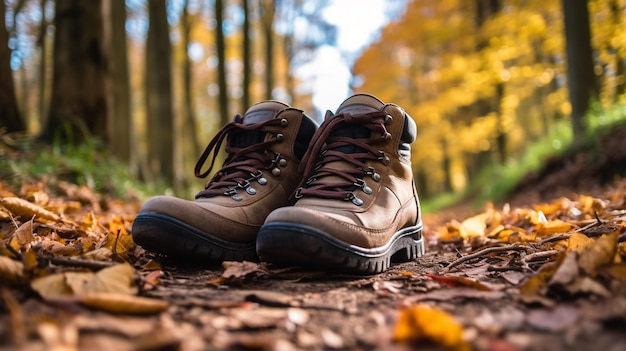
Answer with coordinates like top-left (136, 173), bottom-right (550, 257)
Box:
top-left (1, 0), bottom-right (626, 208)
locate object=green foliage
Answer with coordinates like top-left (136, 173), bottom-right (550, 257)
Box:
top-left (423, 102), bottom-right (626, 212)
top-left (0, 135), bottom-right (166, 201)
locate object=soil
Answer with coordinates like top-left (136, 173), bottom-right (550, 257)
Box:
top-left (2, 124), bottom-right (626, 351)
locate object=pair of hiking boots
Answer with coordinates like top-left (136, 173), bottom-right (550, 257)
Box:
top-left (131, 94), bottom-right (424, 274)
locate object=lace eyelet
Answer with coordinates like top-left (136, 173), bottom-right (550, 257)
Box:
top-left (271, 168), bottom-right (281, 176)
top-left (346, 192), bottom-right (363, 206)
top-left (280, 118), bottom-right (288, 127)
top-left (367, 167), bottom-right (381, 182)
top-left (251, 170), bottom-right (268, 185)
top-left (384, 115), bottom-right (393, 124)
top-left (278, 158), bottom-right (287, 167)
top-left (294, 187), bottom-right (304, 199)
top-left (276, 133), bottom-right (285, 142)
top-left (354, 179), bottom-right (372, 194)
top-left (378, 152), bottom-right (391, 166)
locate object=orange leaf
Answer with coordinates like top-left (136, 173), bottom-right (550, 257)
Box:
top-left (426, 274), bottom-right (491, 291)
top-left (393, 304), bottom-right (470, 351)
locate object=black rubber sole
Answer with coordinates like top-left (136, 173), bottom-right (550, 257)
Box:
top-left (256, 222), bottom-right (424, 274)
top-left (131, 212), bottom-right (257, 262)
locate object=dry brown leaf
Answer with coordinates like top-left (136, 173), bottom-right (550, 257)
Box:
top-left (568, 232), bottom-right (596, 253)
top-left (12, 217), bottom-right (35, 248)
top-left (605, 263), bottom-right (626, 281)
top-left (536, 220), bottom-right (572, 236)
top-left (393, 304), bottom-right (470, 351)
top-left (0, 197), bottom-right (62, 223)
top-left (549, 251), bottom-right (579, 286)
top-left (31, 273), bottom-right (75, 299)
top-left (526, 305), bottom-right (579, 332)
top-left (578, 232), bottom-right (619, 276)
top-left (31, 263), bottom-right (137, 299)
top-left (459, 212), bottom-right (490, 239)
top-left (80, 292), bottom-right (168, 314)
top-left (0, 255), bottom-right (26, 285)
top-left (519, 251), bottom-right (566, 297)
top-left (568, 276), bottom-right (611, 297)
top-left (427, 274), bottom-right (491, 291)
top-left (222, 261), bottom-right (269, 280)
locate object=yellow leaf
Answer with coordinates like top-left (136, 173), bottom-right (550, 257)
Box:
top-left (578, 232), bottom-right (619, 276)
top-left (81, 263), bottom-right (137, 295)
top-left (567, 233), bottom-right (595, 253)
top-left (519, 251), bottom-right (566, 296)
top-left (459, 212), bottom-right (490, 239)
top-left (12, 217), bottom-right (35, 248)
top-left (31, 274), bottom-right (74, 299)
top-left (605, 263), bottom-right (626, 281)
top-left (537, 220), bottom-right (572, 236)
top-left (80, 292), bottom-right (168, 315)
top-left (0, 197), bottom-right (61, 223)
top-left (393, 304), bottom-right (470, 351)
top-left (0, 256), bottom-right (25, 285)
top-left (31, 263), bottom-right (137, 300)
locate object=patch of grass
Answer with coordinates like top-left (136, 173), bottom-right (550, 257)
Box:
top-left (422, 101), bottom-right (626, 212)
top-left (0, 134), bottom-right (166, 201)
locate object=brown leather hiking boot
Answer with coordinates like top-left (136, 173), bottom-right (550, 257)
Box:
top-left (132, 101), bottom-right (318, 262)
top-left (256, 94), bottom-right (424, 274)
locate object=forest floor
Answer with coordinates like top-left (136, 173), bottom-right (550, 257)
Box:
top-left (1, 125), bottom-right (626, 351)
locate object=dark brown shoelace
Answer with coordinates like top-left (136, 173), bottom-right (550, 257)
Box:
top-left (295, 111), bottom-right (392, 205)
top-left (194, 117), bottom-right (286, 199)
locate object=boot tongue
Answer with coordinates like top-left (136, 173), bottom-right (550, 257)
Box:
top-left (335, 93), bottom-right (385, 116)
top-left (232, 101), bottom-right (289, 148)
top-left (330, 94), bottom-right (386, 154)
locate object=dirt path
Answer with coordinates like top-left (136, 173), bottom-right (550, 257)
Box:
top-left (1, 175), bottom-right (626, 350)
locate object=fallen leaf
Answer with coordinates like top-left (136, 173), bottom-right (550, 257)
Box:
top-left (565, 276), bottom-right (611, 297)
top-left (459, 212), bottom-right (490, 239)
top-left (373, 280), bottom-right (403, 294)
top-left (31, 274), bottom-right (75, 299)
top-left (549, 251), bottom-right (579, 286)
top-left (405, 288), bottom-right (506, 303)
top-left (31, 263), bottom-right (137, 299)
top-left (393, 304), bottom-right (470, 351)
top-left (0, 197), bottom-right (62, 223)
top-left (427, 274), bottom-right (491, 291)
top-left (526, 305), bottom-right (579, 332)
top-left (578, 232), bottom-right (619, 276)
top-left (222, 261), bottom-right (268, 281)
top-left (12, 217), bottom-right (35, 248)
top-left (604, 263), bottom-right (626, 281)
top-left (80, 292), bottom-right (168, 314)
top-left (0, 256), bottom-right (26, 285)
top-left (536, 219), bottom-right (572, 236)
top-left (519, 251), bottom-right (566, 296)
top-left (567, 232), bottom-right (595, 253)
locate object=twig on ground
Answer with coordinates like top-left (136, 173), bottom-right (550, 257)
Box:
top-left (38, 255), bottom-right (116, 270)
top-left (522, 250), bottom-right (559, 264)
top-left (539, 221), bottom-right (603, 245)
top-left (444, 244), bottom-right (530, 273)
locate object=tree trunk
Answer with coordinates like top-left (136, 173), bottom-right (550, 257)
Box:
top-left (609, 0), bottom-right (626, 98)
top-left (260, 0), bottom-right (275, 100)
top-left (561, 0), bottom-right (598, 139)
top-left (242, 0), bottom-right (251, 110)
top-left (0, 0), bottom-right (24, 133)
top-left (215, 0), bottom-right (229, 126)
top-left (42, 0), bottom-right (108, 144)
top-left (146, 0), bottom-right (175, 185)
top-left (103, 0), bottom-right (133, 166)
top-left (175, 0), bottom-right (201, 187)
top-left (37, 0), bottom-right (49, 128)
